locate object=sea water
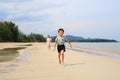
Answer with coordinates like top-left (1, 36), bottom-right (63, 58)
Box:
top-left (68, 42), bottom-right (120, 59)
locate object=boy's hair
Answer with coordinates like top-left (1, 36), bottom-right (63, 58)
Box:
top-left (47, 35), bottom-right (50, 38)
top-left (58, 28), bottom-right (64, 32)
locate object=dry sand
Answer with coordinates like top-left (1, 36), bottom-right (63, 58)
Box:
top-left (0, 43), bottom-right (120, 80)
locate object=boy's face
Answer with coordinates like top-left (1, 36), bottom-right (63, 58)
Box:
top-left (58, 30), bottom-right (64, 36)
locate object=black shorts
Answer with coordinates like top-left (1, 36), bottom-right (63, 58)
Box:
top-left (57, 45), bottom-right (66, 53)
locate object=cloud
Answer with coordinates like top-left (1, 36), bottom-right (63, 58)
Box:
top-left (0, 0), bottom-right (64, 21)
top-left (0, 0), bottom-right (120, 40)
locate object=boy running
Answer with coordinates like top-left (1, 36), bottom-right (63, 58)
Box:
top-left (53, 28), bottom-right (72, 64)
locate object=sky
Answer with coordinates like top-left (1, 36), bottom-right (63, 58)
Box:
top-left (0, 0), bottom-right (120, 41)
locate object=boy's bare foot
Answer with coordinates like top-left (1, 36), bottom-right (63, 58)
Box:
top-left (59, 62), bottom-right (61, 64)
top-left (59, 60), bottom-right (61, 64)
top-left (61, 62), bottom-right (64, 64)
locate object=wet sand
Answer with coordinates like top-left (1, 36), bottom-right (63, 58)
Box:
top-left (0, 43), bottom-right (120, 80)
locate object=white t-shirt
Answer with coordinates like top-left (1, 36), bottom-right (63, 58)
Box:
top-left (46, 38), bottom-right (52, 45)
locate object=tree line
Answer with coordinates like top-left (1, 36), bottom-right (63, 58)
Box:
top-left (0, 21), bottom-right (46, 42)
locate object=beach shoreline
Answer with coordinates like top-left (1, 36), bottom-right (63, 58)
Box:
top-left (0, 42), bottom-right (120, 80)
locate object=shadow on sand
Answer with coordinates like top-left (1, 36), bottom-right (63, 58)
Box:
top-left (64, 62), bottom-right (85, 67)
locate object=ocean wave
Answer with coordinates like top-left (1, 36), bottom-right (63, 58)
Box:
top-left (67, 47), bottom-right (120, 60)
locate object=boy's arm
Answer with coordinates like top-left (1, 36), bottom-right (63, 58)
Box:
top-left (53, 42), bottom-right (57, 51)
top-left (66, 40), bottom-right (72, 48)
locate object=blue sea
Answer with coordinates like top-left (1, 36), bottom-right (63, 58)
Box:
top-left (68, 42), bottom-right (120, 60)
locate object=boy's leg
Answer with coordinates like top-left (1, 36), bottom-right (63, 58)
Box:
top-left (61, 50), bottom-right (64, 64)
top-left (58, 53), bottom-right (61, 64)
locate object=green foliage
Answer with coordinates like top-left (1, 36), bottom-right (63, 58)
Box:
top-left (29, 33), bottom-right (46, 42)
top-left (0, 27), bottom-right (13, 41)
top-left (0, 21), bottom-right (46, 42)
top-left (18, 32), bottom-right (28, 42)
top-left (0, 21), bottom-right (14, 41)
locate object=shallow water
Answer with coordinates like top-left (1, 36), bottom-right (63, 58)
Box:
top-left (71, 42), bottom-right (120, 54)
top-left (0, 47), bottom-right (26, 62)
top-left (69, 42), bottom-right (120, 60)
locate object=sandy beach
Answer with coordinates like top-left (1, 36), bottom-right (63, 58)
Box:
top-left (0, 43), bottom-right (120, 80)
